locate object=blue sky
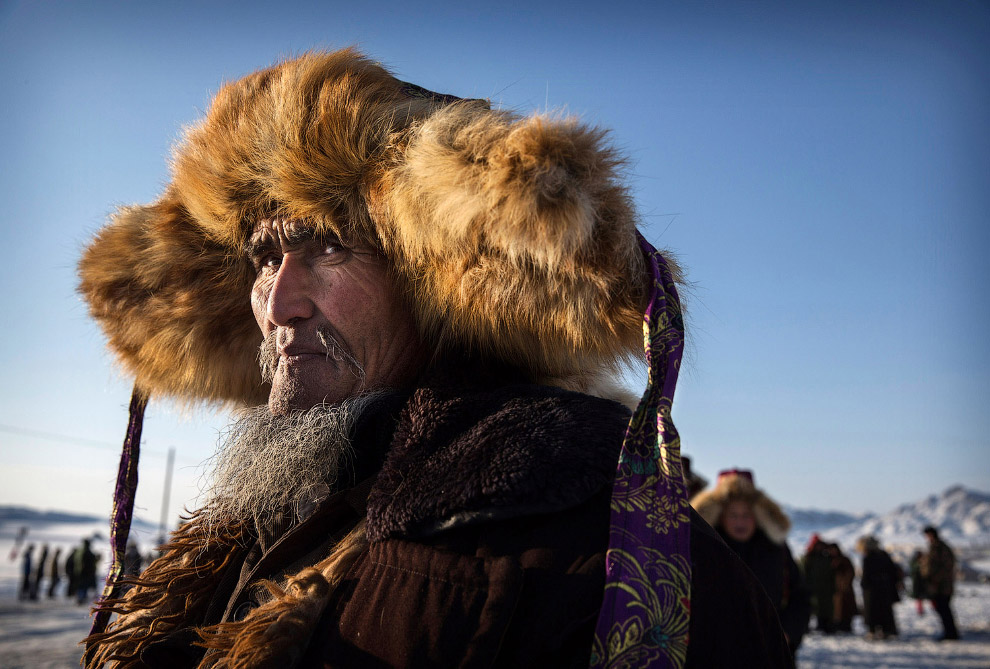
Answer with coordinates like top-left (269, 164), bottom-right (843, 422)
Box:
top-left (1, 1), bottom-right (987, 530)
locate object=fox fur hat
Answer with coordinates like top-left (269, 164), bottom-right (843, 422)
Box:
top-left (78, 48), bottom-right (662, 407)
top-left (690, 469), bottom-right (791, 545)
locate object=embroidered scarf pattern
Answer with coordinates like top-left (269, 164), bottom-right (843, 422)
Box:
top-left (590, 235), bottom-right (691, 668)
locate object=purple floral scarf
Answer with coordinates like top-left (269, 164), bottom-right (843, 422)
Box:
top-left (591, 235), bottom-right (691, 668)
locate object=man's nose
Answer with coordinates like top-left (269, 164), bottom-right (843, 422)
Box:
top-left (266, 253), bottom-right (315, 325)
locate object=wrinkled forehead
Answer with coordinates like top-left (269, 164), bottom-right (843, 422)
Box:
top-left (244, 213), bottom-right (382, 254)
top-left (248, 218), bottom-right (318, 247)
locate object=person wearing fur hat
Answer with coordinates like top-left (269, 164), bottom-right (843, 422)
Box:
top-left (691, 469), bottom-right (811, 656)
top-left (78, 49), bottom-right (793, 668)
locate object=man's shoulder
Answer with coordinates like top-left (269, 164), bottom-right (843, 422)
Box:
top-left (367, 381), bottom-right (631, 542)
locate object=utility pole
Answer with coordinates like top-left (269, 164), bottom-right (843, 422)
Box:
top-left (157, 447), bottom-right (175, 547)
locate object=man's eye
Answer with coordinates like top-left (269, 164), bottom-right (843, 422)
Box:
top-left (320, 242), bottom-right (350, 262)
top-left (258, 254), bottom-right (282, 271)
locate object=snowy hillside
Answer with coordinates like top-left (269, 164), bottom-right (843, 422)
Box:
top-left (786, 486), bottom-right (990, 578)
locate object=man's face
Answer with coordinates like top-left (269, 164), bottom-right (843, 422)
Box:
top-left (722, 499), bottom-right (757, 543)
top-left (248, 219), bottom-right (424, 413)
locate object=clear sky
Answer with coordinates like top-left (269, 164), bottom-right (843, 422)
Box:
top-left (1, 1), bottom-right (987, 532)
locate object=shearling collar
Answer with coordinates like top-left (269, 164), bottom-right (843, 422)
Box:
top-left (366, 370), bottom-right (631, 543)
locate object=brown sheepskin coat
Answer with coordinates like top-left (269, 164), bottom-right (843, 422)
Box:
top-left (87, 367), bottom-right (793, 668)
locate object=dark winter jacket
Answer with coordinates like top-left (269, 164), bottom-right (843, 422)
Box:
top-left (801, 542), bottom-right (835, 628)
top-left (860, 548), bottom-right (901, 634)
top-left (922, 538), bottom-right (956, 597)
top-left (88, 371), bottom-right (793, 668)
top-left (719, 528), bottom-right (810, 652)
top-left (831, 551), bottom-right (858, 626)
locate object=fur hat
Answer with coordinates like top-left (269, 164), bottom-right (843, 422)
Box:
top-left (78, 48), bottom-right (662, 407)
top-left (690, 469), bottom-right (791, 545)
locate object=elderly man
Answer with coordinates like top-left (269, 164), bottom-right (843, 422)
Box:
top-left (80, 50), bottom-right (791, 667)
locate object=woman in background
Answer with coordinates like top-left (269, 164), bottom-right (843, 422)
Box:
top-left (693, 469), bottom-right (811, 657)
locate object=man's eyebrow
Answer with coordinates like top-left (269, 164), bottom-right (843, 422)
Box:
top-left (243, 233), bottom-right (276, 259)
top-left (243, 225), bottom-right (340, 258)
top-left (282, 225), bottom-right (319, 247)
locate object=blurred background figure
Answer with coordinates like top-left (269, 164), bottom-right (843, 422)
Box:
top-left (921, 526), bottom-right (960, 641)
top-left (9, 526), bottom-right (28, 562)
top-left (64, 545), bottom-right (78, 600)
top-left (29, 544), bottom-right (49, 600)
top-left (123, 541), bottom-right (143, 577)
top-left (74, 539), bottom-right (100, 605)
top-left (121, 541), bottom-right (144, 594)
top-left (802, 534), bottom-right (836, 635)
top-left (47, 547), bottom-right (63, 599)
top-left (857, 535), bottom-right (902, 640)
top-left (18, 544), bottom-right (34, 601)
top-left (681, 455), bottom-right (708, 499)
top-left (909, 549), bottom-right (929, 616)
top-left (692, 468), bottom-right (810, 657)
top-left (826, 542), bottom-right (858, 633)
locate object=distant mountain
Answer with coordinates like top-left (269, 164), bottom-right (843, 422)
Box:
top-left (0, 505), bottom-right (159, 539)
top-left (787, 486), bottom-right (990, 564)
top-left (786, 506), bottom-right (870, 534)
top-left (0, 505), bottom-right (104, 525)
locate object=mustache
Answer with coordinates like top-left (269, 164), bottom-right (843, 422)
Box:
top-left (258, 327), bottom-right (366, 384)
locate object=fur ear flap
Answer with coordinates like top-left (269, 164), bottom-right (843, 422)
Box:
top-left (78, 194), bottom-right (268, 406)
top-left (379, 104), bottom-right (647, 379)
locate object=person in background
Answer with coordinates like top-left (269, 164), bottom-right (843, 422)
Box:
top-left (47, 547), bottom-right (63, 599)
top-left (64, 545), bottom-right (78, 600)
top-left (921, 526), bottom-right (960, 641)
top-left (857, 535), bottom-right (901, 640)
top-left (826, 542), bottom-right (857, 633)
top-left (123, 541), bottom-right (143, 578)
top-left (18, 544), bottom-right (34, 601)
top-left (909, 549), bottom-right (929, 616)
top-left (30, 543), bottom-right (49, 600)
top-left (692, 469), bottom-right (810, 657)
top-left (74, 539), bottom-right (100, 605)
top-left (681, 455), bottom-right (708, 499)
top-left (802, 534), bottom-right (836, 635)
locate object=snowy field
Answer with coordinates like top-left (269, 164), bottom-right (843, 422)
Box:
top-left (795, 585), bottom-right (990, 669)
top-left (2, 523), bottom-right (989, 667)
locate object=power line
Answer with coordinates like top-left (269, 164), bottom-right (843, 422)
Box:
top-left (0, 423), bottom-right (188, 461)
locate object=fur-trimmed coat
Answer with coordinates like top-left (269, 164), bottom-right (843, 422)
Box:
top-left (87, 368), bottom-right (793, 668)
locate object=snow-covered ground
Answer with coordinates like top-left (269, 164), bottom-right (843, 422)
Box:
top-left (796, 585), bottom-right (990, 668)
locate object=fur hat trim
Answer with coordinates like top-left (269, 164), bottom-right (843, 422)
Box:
top-left (78, 49), bottom-right (659, 406)
top-left (690, 471), bottom-right (791, 545)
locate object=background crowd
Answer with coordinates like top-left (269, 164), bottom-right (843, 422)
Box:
top-left (689, 463), bottom-right (963, 658)
top-left (12, 536), bottom-right (149, 606)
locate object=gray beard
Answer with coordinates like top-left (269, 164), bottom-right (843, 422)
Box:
top-left (202, 393), bottom-right (384, 534)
